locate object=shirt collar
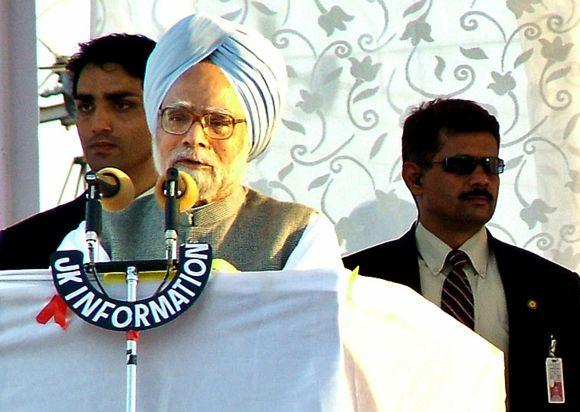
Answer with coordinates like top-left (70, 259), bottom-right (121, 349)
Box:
top-left (415, 222), bottom-right (489, 278)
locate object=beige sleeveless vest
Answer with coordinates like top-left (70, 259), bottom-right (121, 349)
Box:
top-left (100, 185), bottom-right (314, 271)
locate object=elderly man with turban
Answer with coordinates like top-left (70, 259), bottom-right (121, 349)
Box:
top-left (60, 13), bottom-right (342, 271)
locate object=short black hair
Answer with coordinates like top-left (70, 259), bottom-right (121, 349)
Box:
top-left (66, 33), bottom-right (156, 97)
top-left (401, 98), bottom-right (500, 165)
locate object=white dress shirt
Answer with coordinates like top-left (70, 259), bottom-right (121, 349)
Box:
top-left (415, 223), bottom-right (509, 354)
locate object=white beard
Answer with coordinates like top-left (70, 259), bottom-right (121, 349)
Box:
top-left (175, 164), bottom-right (222, 204)
top-left (154, 143), bottom-right (249, 205)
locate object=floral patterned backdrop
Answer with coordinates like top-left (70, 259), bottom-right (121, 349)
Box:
top-left (88, 0), bottom-right (580, 270)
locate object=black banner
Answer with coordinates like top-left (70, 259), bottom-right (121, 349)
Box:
top-left (50, 244), bottom-right (211, 331)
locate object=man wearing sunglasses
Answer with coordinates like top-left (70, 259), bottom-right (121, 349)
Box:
top-left (344, 98), bottom-right (579, 411)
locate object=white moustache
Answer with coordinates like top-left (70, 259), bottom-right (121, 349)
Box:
top-left (168, 149), bottom-right (214, 168)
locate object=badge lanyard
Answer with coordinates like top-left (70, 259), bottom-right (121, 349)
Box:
top-left (546, 334), bottom-right (565, 404)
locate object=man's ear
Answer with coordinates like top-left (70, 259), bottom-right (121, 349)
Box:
top-left (402, 162), bottom-right (424, 196)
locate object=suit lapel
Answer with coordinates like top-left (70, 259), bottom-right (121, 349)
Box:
top-left (391, 227), bottom-right (422, 293)
top-left (487, 233), bottom-right (525, 321)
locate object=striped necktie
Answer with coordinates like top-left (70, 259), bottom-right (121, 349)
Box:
top-left (441, 250), bottom-right (474, 329)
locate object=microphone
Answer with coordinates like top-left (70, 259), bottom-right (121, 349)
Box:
top-left (84, 167), bottom-right (135, 264)
top-left (93, 167), bottom-right (136, 211)
top-left (154, 168), bottom-right (199, 261)
top-left (154, 168), bottom-right (198, 212)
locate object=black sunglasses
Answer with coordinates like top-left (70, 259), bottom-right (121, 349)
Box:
top-left (430, 155), bottom-right (505, 175)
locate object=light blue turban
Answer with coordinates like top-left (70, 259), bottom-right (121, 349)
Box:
top-left (144, 13), bottom-right (287, 161)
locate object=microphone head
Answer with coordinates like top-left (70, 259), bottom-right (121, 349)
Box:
top-left (95, 167), bottom-right (135, 211)
top-left (155, 169), bottom-right (199, 212)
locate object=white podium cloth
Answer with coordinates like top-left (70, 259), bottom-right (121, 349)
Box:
top-left (0, 269), bottom-right (505, 411)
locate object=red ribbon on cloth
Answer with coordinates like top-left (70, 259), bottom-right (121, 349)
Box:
top-left (126, 330), bottom-right (140, 341)
top-left (36, 295), bottom-right (69, 330)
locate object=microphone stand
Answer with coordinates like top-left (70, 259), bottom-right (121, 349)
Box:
top-left (82, 168), bottom-right (190, 410)
top-left (125, 266), bottom-right (139, 412)
top-left (163, 168), bottom-right (180, 264)
top-left (84, 169), bottom-right (140, 411)
top-left (125, 168), bottom-right (181, 411)
top-left (84, 171), bottom-right (101, 267)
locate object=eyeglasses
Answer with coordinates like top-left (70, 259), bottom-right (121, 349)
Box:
top-left (430, 155), bottom-right (505, 175)
top-left (159, 106), bottom-right (246, 140)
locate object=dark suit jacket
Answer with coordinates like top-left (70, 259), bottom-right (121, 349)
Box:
top-left (0, 195), bottom-right (85, 270)
top-left (344, 226), bottom-right (580, 411)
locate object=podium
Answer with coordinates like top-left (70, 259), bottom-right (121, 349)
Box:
top-left (0, 268), bottom-right (505, 411)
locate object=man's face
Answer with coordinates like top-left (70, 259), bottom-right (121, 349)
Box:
top-left (410, 131), bottom-right (500, 236)
top-left (75, 63), bottom-right (152, 176)
top-left (154, 61), bottom-right (250, 205)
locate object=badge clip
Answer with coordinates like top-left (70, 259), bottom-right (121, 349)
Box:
top-left (546, 335), bottom-right (565, 404)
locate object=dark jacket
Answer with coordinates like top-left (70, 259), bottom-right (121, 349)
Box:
top-left (0, 195), bottom-right (85, 270)
top-left (343, 226), bottom-right (580, 411)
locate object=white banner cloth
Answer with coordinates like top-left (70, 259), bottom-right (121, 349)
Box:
top-left (0, 269), bottom-right (505, 411)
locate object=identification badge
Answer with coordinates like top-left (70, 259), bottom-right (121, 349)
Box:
top-left (546, 357), bottom-right (565, 404)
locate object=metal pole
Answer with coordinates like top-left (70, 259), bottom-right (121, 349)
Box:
top-left (125, 266), bottom-right (139, 412)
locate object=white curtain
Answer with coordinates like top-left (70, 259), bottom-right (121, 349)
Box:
top-left (87, 0), bottom-right (580, 271)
